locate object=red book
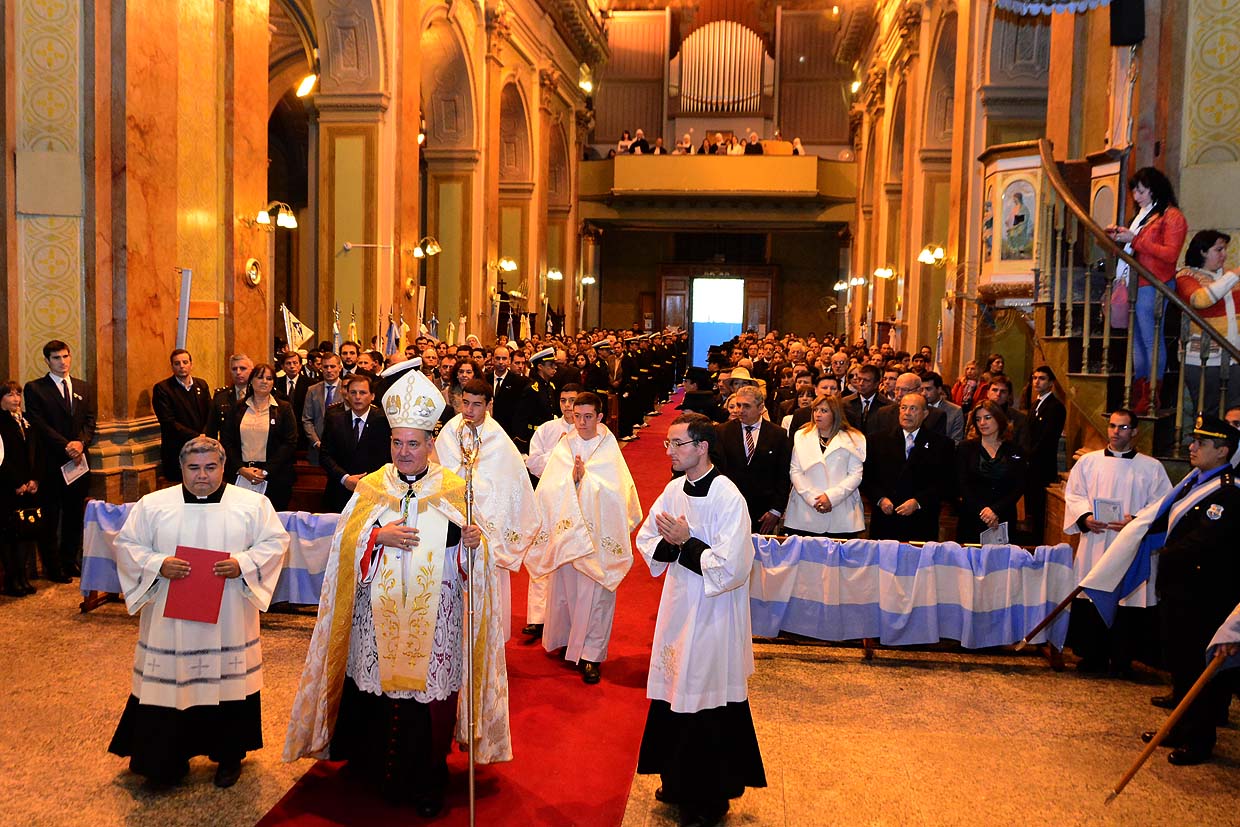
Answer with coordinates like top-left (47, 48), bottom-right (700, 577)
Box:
top-left (163, 546), bottom-right (231, 624)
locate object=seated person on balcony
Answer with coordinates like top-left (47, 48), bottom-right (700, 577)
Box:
top-left (675, 133), bottom-right (693, 154)
top-left (617, 129), bottom-right (633, 154)
top-left (792, 138), bottom-right (804, 156)
top-left (1105, 166), bottom-right (1188, 416)
top-left (650, 137), bottom-right (668, 155)
top-left (1175, 229), bottom-right (1240, 418)
top-left (698, 137), bottom-right (713, 155)
top-left (744, 133), bottom-right (764, 155)
top-left (709, 133), bottom-right (725, 155)
top-left (628, 129), bottom-right (651, 155)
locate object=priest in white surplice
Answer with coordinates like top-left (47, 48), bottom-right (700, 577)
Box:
top-left (1063, 408), bottom-right (1171, 674)
top-left (435, 378), bottom-right (541, 639)
top-left (283, 362), bottom-right (508, 816)
top-left (108, 436), bottom-right (288, 788)
top-left (527, 391), bottom-right (641, 684)
top-left (634, 413), bottom-right (766, 827)
top-left (521, 381), bottom-right (583, 639)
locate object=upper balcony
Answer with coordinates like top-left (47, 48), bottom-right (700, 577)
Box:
top-left (577, 155), bottom-right (856, 228)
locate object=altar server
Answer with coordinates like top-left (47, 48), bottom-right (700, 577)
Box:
top-left (435, 378), bottom-right (541, 637)
top-left (527, 392), bottom-right (642, 683)
top-left (635, 413), bottom-right (766, 827)
top-left (521, 382), bottom-right (582, 638)
top-left (108, 436), bottom-right (288, 788)
top-left (1062, 408), bottom-right (1170, 673)
top-left (283, 362), bottom-right (509, 815)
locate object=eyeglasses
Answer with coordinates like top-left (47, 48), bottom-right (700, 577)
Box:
top-left (663, 438), bottom-right (701, 448)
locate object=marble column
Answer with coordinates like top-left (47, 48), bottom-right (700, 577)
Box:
top-left (481, 8), bottom-right (509, 341)
top-left (393, 2), bottom-right (422, 334)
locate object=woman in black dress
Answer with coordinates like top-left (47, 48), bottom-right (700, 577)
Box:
top-left (1, 381), bottom-right (40, 595)
top-left (955, 401), bottom-right (1027, 545)
top-left (220, 364), bottom-right (299, 511)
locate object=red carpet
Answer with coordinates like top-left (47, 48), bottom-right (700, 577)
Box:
top-left (258, 394), bottom-right (683, 826)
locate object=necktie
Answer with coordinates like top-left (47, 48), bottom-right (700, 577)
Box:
top-left (62, 379), bottom-right (72, 410)
top-left (744, 424), bottom-right (756, 462)
top-left (353, 416), bottom-right (363, 446)
top-left (905, 431), bottom-right (915, 459)
top-left (861, 399), bottom-right (870, 425)
top-left (325, 384), bottom-right (335, 406)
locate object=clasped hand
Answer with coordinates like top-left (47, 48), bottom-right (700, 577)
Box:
top-left (159, 555), bottom-right (241, 579)
top-left (572, 455), bottom-right (586, 485)
top-left (376, 523), bottom-right (420, 550)
top-left (654, 512), bottom-right (691, 546)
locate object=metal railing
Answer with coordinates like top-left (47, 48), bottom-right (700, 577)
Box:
top-left (1031, 139), bottom-right (1239, 444)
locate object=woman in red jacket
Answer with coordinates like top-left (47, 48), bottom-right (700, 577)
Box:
top-left (1106, 167), bottom-right (1188, 415)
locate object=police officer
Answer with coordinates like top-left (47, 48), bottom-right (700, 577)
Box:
top-left (1142, 415), bottom-right (1240, 766)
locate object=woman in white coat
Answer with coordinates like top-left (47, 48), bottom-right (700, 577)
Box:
top-left (784, 394), bottom-right (866, 538)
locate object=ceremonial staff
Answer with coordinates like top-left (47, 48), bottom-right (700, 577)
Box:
top-left (457, 419), bottom-right (482, 827)
top-left (1105, 651), bottom-right (1227, 803)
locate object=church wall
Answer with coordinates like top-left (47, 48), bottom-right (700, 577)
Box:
top-left (1178, 0), bottom-right (1240, 270)
top-left (12, 0), bottom-right (85, 383)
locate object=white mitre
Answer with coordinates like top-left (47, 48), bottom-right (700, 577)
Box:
top-left (380, 358), bottom-right (445, 430)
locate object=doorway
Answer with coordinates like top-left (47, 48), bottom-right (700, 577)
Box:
top-left (690, 278), bottom-right (745, 367)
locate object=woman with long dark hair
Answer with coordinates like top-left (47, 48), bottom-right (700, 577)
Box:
top-left (0, 381), bottom-right (39, 596)
top-left (221, 363), bottom-right (298, 511)
top-left (1106, 167), bottom-right (1188, 414)
top-left (955, 401), bottom-right (1027, 545)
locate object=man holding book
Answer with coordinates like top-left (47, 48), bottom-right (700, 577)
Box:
top-left (107, 436), bottom-right (289, 788)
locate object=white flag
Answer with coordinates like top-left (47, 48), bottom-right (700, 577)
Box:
top-left (284, 307), bottom-right (315, 349)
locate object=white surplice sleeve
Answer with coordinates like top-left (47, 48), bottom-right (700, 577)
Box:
top-left (235, 495), bottom-right (291, 611)
top-left (114, 497), bottom-right (167, 615)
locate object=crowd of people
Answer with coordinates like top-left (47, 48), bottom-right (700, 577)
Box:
top-left (599, 128), bottom-right (807, 158)
top-left (2, 321), bottom-right (1238, 817)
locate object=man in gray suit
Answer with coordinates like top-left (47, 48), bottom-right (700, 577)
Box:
top-left (921, 371), bottom-right (965, 444)
top-left (301, 352), bottom-right (344, 465)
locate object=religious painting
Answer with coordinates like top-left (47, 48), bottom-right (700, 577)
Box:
top-left (1001, 177), bottom-right (1036, 260)
top-left (981, 184), bottom-right (994, 262)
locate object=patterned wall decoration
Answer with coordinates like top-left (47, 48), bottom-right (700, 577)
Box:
top-left (16, 0), bottom-right (84, 381)
top-left (1183, 0), bottom-right (1240, 165)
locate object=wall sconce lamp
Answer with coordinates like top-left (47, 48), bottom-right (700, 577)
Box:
top-left (849, 275), bottom-right (867, 287)
top-left (581, 274), bottom-right (597, 286)
top-left (850, 80), bottom-right (862, 95)
top-left (244, 201), bottom-right (298, 230)
top-left (873, 266), bottom-right (895, 280)
top-left (578, 63), bottom-right (594, 95)
top-left (498, 257), bottom-right (518, 273)
top-left (296, 74), bottom-right (317, 97)
top-left (833, 279), bottom-right (848, 292)
top-left (417, 113), bottom-right (427, 146)
top-left (410, 236), bottom-right (442, 259)
top-left (917, 245), bottom-right (946, 267)
top-left (546, 268), bottom-right (564, 281)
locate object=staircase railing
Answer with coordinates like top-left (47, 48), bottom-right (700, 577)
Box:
top-left (1031, 138), bottom-right (1239, 446)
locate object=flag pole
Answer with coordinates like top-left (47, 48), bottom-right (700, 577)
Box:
top-left (1105, 652), bottom-right (1228, 804)
top-left (1014, 586), bottom-right (1083, 651)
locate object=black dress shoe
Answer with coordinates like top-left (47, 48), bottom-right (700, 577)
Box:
top-left (1140, 730), bottom-right (1180, 746)
top-left (214, 760), bottom-right (242, 788)
top-left (1151, 694), bottom-right (1176, 709)
top-left (654, 786), bottom-right (674, 804)
top-left (521, 623), bottom-right (543, 638)
top-left (414, 797), bottom-right (443, 818)
top-left (581, 661), bottom-right (601, 684)
top-left (1168, 747), bottom-right (1212, 766)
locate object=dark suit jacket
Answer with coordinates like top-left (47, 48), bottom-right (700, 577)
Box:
top-left (487, 370), bottom-right (528, 441)
top-left (0, 414), bottom-right (40, 511)
top-left (275, 373), bottom-right (311, 420)
top-left (954, 438), bottom-right (1027, 544)
top-left (867, 403), bottom-right (947, 440)
top-left (716, 419), bottom-right (792, 531)
top-left (319, 404), bottom-right (391, 512)
top-left (841, 393), bottom-right (891, 433)
top-left (207, 386), bottom-right (247, 440)
top-left (152, 376), bottom-right (212, 478)
top-left (23, 374), bottom-right (97, 480)
top-left (1027, 394), bottom-right (1066, 484)
top-left (862, 426), bottom-right (955, 542)
top-left (220, 398), bottom-right (299, 511)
